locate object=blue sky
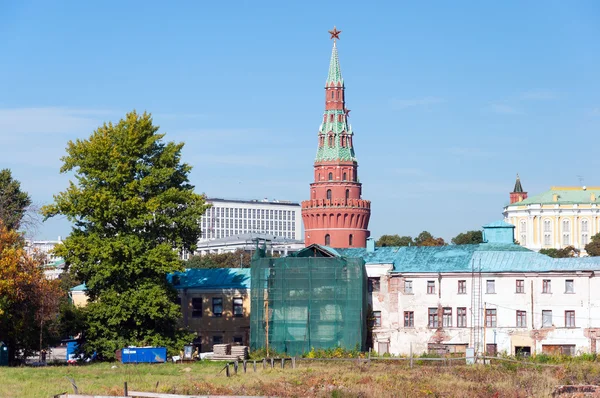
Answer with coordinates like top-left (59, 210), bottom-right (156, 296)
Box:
top-left (1, 1), bottom-right (599, 241)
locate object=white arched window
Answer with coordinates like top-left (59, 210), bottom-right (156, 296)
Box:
top-left (543, 219), bottom-right (552, 246)
top-left (520, 220), bottom-right (527, 246)
top-left (562, 219), bottom-right (571, 246)
top-left (582, 219), bottom-right (589, 245)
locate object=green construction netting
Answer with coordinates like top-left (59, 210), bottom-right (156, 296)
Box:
top-left (250, 252), bottom-right (367, 356)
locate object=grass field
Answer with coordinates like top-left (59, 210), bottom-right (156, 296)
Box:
top-left (2, 359), bottom-right (600, 397)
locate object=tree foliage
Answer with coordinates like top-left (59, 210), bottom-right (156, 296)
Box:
top-left (376, 235), bottom-right (414, 247)
top-left (186, 249), bottom-right (252, 269)
top-left (0, 221), bottom-right (63, 363)
top-left (376, 231), bottom-right (445, 247)
top-left (42, 111), bottom-right (210, 359)
top-left (539, 246), bottom-right (579, 258)
top-left (585, 233), bottom-right (600, 257)
top-left (451, 230), bottom-right (484, 245)
top-left (0, 169), bottom-right (32, 231)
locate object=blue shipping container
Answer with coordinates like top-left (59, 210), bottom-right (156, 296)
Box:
top-left (121, 347), bottom-right (167, 364)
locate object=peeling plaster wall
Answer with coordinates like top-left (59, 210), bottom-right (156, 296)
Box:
top-left (370, 271), bottom-right (600, 356)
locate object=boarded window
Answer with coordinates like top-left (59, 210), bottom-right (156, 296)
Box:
top-left (486, 344), bottom-right (498, 356)
top-left (542, 310), bottom-right (552, 327)
top-left (378, 341), bottom-right (389, 354)
top-left (486, 280), bottom-right (495, 294)
top-left (542, 345), bottom-right (575, 356)
top-left (404, 280), bottom-right (413, 294)
top-left (565, 280), bottom-right (574, 293)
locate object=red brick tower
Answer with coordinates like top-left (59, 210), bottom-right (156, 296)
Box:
top-left (509, 174), bottom-right (528, 204)
top-left (301, 28), bottom-right (371, 248)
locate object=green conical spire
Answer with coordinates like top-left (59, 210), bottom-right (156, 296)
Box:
top-left (513, 174), bottom-right (524, 193)
top-left (326, 42), bottom-right (343, 86)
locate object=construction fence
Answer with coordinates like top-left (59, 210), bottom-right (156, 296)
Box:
top-left (250, 252), bottom-right (367, 356)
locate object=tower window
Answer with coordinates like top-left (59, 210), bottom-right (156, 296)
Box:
top-left (343, 172), bottom-right (347, 181)
top-left (326, 189), bottom-right (332, 200)
top-left (325, 234), bottom-right (330, 246)
top-left (345, 189), bottom-right (349, 201)
top-left (349, 234), bottom-right (353, 246)
top-left (328, 172), bottom-right (333, 181)
top-left (331, 91), bottom-right (334, 99)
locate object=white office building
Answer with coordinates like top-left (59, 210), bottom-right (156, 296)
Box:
top-left (200, 198), bottom-right (302, 242)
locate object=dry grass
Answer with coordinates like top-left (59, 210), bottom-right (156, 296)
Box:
top-left (1, 359), bottom-right (599, 397)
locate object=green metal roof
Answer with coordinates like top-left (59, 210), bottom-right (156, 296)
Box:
top-left (168, 268), bottom-right (251, 290)
top-left (326, 42), bottom-right (343, 85)
top-left (507, 187), bottom-right (600, 206)
top-left (483, 220), bottom-right (515, 228)
top-left (336, 244), bottom-right (600, 273)
top-left (70, 283), bottom-right (87, 292)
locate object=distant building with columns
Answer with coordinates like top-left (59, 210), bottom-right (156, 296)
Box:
top-left (503, 176), bottom-right (600, 253)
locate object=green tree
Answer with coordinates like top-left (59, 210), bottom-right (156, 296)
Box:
top-left (186, 249), bottom-right (252, 269)
top-left (539, 246), bottom-right (579, 258)
top-left (0, 169), bottom-right (32, 231)
top-left (415, 231), bottom-right (446, 247)
top-left (585, 233), bottom-right (600, 257)
top-left (451, 230), bottom-right (484, 245)
top-left (376, 234), bottom-right (414, 247)
top-left (43, 111), bottom-right (209, 359)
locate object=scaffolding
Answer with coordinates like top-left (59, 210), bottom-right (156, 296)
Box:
top-left (470, 258), bottom-right (483, 356)
top-left (250, 249), bottom-right (367, 356)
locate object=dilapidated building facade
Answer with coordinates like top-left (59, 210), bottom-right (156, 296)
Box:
top-left (338, 221), bottom-right (600, 356)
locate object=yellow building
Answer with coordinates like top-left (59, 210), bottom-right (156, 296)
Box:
top-left (170, 268), bottom-right (251, 352)
top-left (504, 180), bottom-right (600, 253)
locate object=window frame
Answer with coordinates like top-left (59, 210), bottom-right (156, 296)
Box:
top-left (486, 280), bottom-right (496, 294)
top-left (542, 279), bottom-right (551, 294)
top-left (565, 279), bottom-right (574, 294)
top-left (485, 308), bottom-right (497, 328)
top-left (442, 307), bottom-right (452, 328)
top-left (404, 311), bottom-right (414, 327)
top-left (542, 310), bottom-right (552, 327)
top-left (212, 297), bottom-right (223, 318)
top-left (428, 308), bottom-right (439, 328)
top-left (457, 280), bottom-right (466, 294)
top-left (404, 280), bottom-right (413, 294)
top-left (516, 279), bottom-right (525, 294)
top-left (516, 310), bottom-right (527, 328)
top-left (565, 310), bottom-right (575, 328)
top-left (427, 280), bottom-right (435, 295)
top-left (191, 297), bottom-right (203, 318)
top-left (372, 311), bottom-right (382, 327)
top-left (457, 307), bottom-right (467, 328)
top-left (233, 297), bottom-right (243, 317)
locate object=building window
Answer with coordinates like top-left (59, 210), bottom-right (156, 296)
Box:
top-left (325, 234), bottom-right (330, 246)
top-left (542, 310), bottom-right (552, 327)
top-left (486, 280), bottom-right (495, 294)
top-left (213, 335), bottom-right (223, 345)
top-left (233, 336), bottom-right (243, 344)
top-left (544, 219), bottom-right (552, 233)
top-left (485, 309), bottom-right (497, 328)
top-left (442, 307), bottom-right (452, 327)
top-left (427, 281), bottom-right (435, 294)
top-left (191, 298), bottom-right (202, 318)
top-left (458, 280), bottom-right (466, 294)
top-left (212, 298), bottom-right (223, 317)
top-left (544, 233), bottom-right (552, 246)
top-left (516, 279), bottom-right (525, 293)
top-left (520, 220), bottom-right (527, 245)
top-left (565, 279), bottom-right (574, 294)
top-left (517, 310), bottom-right (527, 327)
top-left (345, 189), bottom-right (350, 201)
top-left (457, 307), bottom-right (467, 328)
top-left (349, 234), bottom-right (353, 246)
top-left (582, 233), bottom-right (589, 245)
top-left (562, 219), bottom-right (570, 245)
top-left (368, 277), bottom-right (380, 293)
top-left (372, 311), bottom-right (381, 327)
top-left (581, 219), bottom-right (588, 233)
top-left (542, 279), bottom-right (551, 294)
top-left (565, 311), bottom-right (575, 328)
top-left (326, 189), bottom-right (332, 200)
top-left (428, 308), bottom-right (439, 328)
top-left (404, 280), bottom-right (413, 294)
top-left (404, 311), bottom-right (414, 327)
top-left (343, 172), bottom-right (347, 181)
top-left (328, 172), bottom-right (333, 181)
top-left (233, 297), bottom-right (243, 317)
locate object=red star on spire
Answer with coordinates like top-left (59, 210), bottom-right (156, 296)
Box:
top-left (328, 26), bottom-right (341, 41)
top-left (345, 108), bottom-right (351, 117)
